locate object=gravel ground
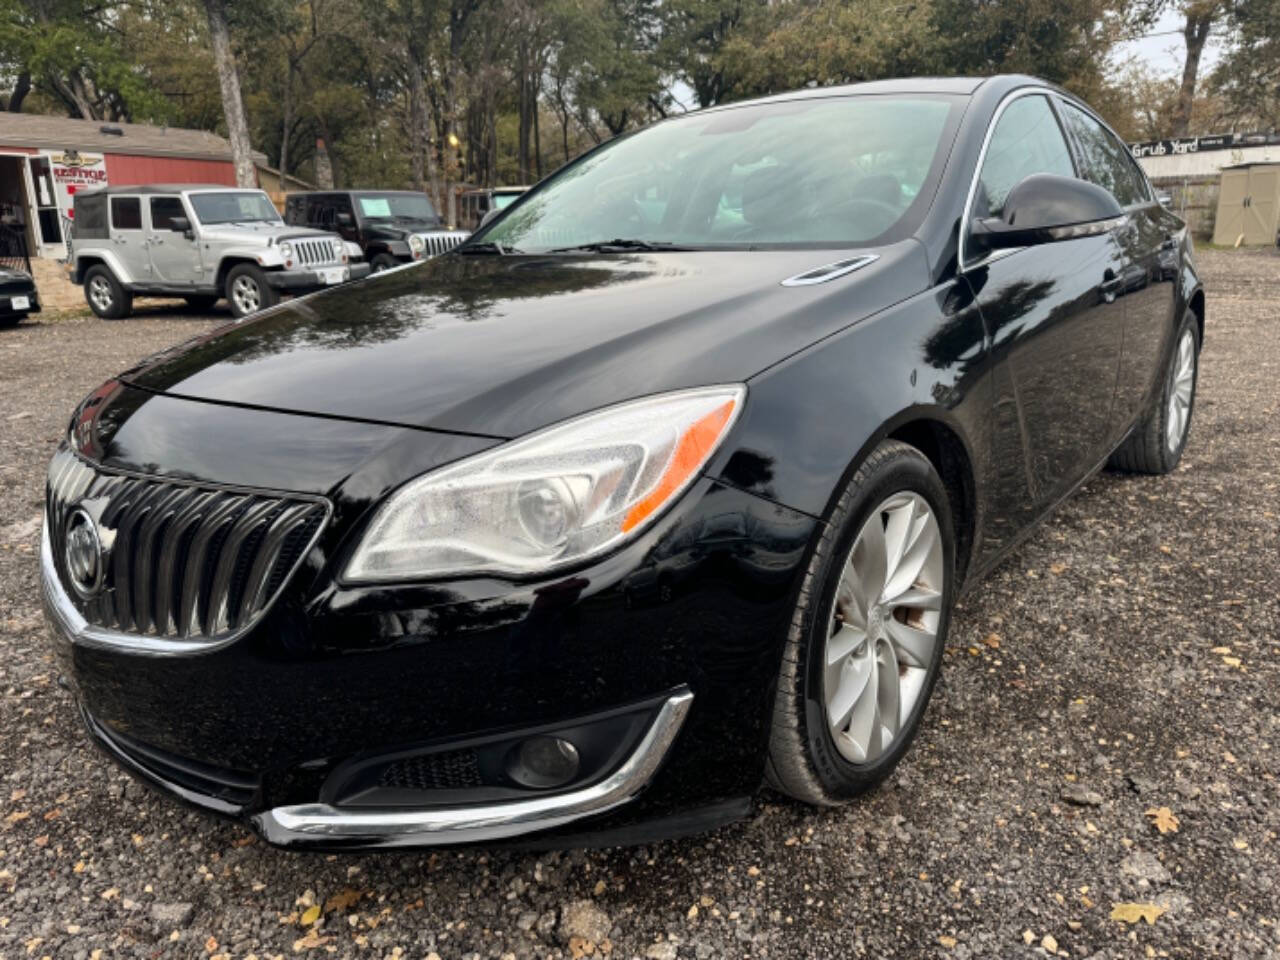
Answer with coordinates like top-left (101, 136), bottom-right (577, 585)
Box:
top-left (1, 250), bottom-right (1277, 960)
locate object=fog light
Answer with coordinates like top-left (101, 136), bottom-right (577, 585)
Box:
top-left (506, 736), bottom-right (580, 789)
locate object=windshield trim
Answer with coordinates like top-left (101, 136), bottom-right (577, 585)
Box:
top-left (468, 91), bottom-right (968, 254)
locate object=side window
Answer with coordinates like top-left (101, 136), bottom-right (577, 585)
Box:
top-left (284, 197), bottom-right (302, 225)
top-left (975, 95), bottom-right (1075, 220)
top-left (1058, 102), bottom-right (1146, 207)
top-left (110, 197), bottom-right (142, 231)
top-left (149, 196), bottom-right (186, 230)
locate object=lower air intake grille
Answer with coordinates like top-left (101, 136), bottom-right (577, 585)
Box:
top-left (46, 447), bottom-right (328, 643)
top-left (378, 749), bottom-right (484, 792)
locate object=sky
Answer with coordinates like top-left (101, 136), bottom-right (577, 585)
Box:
top-left (1111, 8), bottom-right (1224, 77)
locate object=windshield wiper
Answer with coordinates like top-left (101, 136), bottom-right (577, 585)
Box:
top-left (548, 238), bottom-right (694, 253)
top-left (457, 241), bottom-right (521, 255)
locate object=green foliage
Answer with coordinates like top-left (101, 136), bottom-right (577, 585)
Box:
top-left (1211, 0), bottom-right (1280, 129)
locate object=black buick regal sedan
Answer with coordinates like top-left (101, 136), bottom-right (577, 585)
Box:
top-left (42, 75), bottom-right (1202, 850)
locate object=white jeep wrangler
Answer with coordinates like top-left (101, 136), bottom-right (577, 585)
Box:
top-left (69, 185), bottom-right (370, 319)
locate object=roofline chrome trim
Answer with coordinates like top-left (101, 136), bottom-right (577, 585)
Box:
top-left (252, 689), bottom-right (694, 848)
top-left (780, 254), bottom-right (879, 287)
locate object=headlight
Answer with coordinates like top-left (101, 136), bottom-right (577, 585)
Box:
top-left (278, 241), bottom-right (294, 260)
top-left (330, 238), bottom-right (344, 258)
top-left (343, 385), bottom-right (745, 582)
top-left (408, 234), bottom-right (426, 253)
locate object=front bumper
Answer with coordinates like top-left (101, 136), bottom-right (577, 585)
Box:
top-left (43, 473), bottom-right (817, 850)
top-left (266, 262), bottom-right (372, 291)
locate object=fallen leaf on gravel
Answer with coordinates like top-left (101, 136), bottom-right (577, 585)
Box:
top-left (323, 889), bottom-right (363, 912)
top-left (1022, 930), bottom-right (1035, 945)
top-left (938, 935), bottom-right (957, 948)
top-left (292, 931), bottom-right (331, 951)
top-left (1049, 562), bottom-right (1067, 575)
top-left (1110, 902), bottom-right (1167, 924)
top-left (1042, 933), bottom-right (1058, 952)
top-left (100, 887), bottom-right (119, 900)
top-left (569, 937), bottom-right (596, 958)
top-left (299, 905), bottom-right (321, 926)
top-left (982, 633), bottom-right (1001, 648)
top-left (204, 935), bottom-right (218, 953)
top-left (1210, 646), bottom-right (1232, 655)
top-left (1233, 838), bottom-right (1249, 850)
top-left (1222, 656), bottom-right (1242, 668)
top-left (232, 834), bottom-right (256, 848)
top-left (1145, 807), bottom-right (1180, 834)
top-left (4, 811), bottom-right (29, 825)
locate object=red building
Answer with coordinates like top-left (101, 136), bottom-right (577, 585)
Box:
top-left (0, 114), bottom-right (267, 261)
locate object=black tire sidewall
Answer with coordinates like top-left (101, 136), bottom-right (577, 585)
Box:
top-left (371, 253), bottom-right (399, 273)
top-left (799, 448), bottom-right (956, 797)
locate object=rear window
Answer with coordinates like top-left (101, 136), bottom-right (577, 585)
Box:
top-left (74, 195), bottom-right (108, 238)
top-left (110, 197), bottom-right (142, 231)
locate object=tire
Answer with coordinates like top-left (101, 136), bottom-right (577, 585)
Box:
top-left (225, 263), bottom-right (278, 319)
top-left (83, 265), bottom-right (133, 320)
top-left (767, 440), bottom-right (956, 806)
top-left (1107, 309), bottom-right (1200, 475)
top-left (370, 253), bottom-right (399, 273)
top-left (183, 294), bottom-right (219, 312)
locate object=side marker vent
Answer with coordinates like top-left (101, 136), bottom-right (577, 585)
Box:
top-left (780, 254), bottom-right (879, 287)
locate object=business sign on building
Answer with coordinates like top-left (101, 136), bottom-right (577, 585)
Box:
top-left (42, 149), bottom-right (108, 213)
top-left (1130, 132), bottom-right (1280, 159)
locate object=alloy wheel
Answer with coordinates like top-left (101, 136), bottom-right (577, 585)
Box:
top-left (231, 275), bottom-right (262, 315)
top-left (824, 492), bottom-right (944, 765)
top-left (1166, 328), bottom-right (1196, 454)
top-left (88, 277), bottom-right (113, 313)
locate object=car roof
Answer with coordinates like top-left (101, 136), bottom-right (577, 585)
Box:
top-left (78, 184), bottom-right (262, 196)
top-left (697, 74), bottom-right (1051, 113)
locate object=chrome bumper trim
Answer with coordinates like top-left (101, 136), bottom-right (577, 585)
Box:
top-left (253, 689), bottom-right (694, 848)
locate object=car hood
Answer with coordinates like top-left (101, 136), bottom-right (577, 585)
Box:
top-left (120, 243), bottom-right (928, 439)
top-left (364, 220), bottom-right (445, 239)
top-left (197, 221), bottom-right (338, 244)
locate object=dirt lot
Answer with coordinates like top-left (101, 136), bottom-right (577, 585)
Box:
top-left (0, 248), bottom-right (1277, 959)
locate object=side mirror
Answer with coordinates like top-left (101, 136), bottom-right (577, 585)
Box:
top-left (1156, 191), bottom-right (1173, 208)
top-left (169, 215), bottom-right (191, 233)
top-left (336, 212), bottom-right (354, 226)
top-left (970, 173), bottom-right (1125, 252)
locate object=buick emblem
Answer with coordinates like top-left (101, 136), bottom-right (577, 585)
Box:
top-left (64, 508), bottom-right (104, 598)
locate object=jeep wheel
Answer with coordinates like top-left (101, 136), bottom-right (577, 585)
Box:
top-left (83, 266), bottom-right (133, 320)
top-left (225, 264), bottom-right (279, 319)
top-left (370, 253), bottom-right (399, 273)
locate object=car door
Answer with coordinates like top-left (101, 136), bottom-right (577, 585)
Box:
top-left (962, 92), bottom-right (1127, 555)
top-left (146, 194), bottom-right (201, 287)
top-left (1056, 100), bottom-right (1178, 440)
top-left (108, 195), bottom-right (147, 282)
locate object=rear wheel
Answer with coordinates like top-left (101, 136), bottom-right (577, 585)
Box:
top-left (1108, 309), bottom-right (1200, 474)
top-left (767, 440), bottom-right (955, 805)
top-left (83, 265), bottom-right (132, 320)
top-left (225, 263), bottom-right (278, 319)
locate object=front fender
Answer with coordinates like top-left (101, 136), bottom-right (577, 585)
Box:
top-left (707, 278), bottom-right (992, 525)
top-left (216, 246), bottom-right (283, 270)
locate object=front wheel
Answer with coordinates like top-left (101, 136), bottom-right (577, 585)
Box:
top-left (225, 263), bottom-right (279, 319)
top-left (370, 252), bottom-right (399, 273)
top-left (1107, 309), bottom-right (1200, 474)
top-left (767, 440), bottom-right (955, 805)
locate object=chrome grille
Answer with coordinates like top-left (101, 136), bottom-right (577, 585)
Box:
top-left (419, 231), bottom-right (469, 258)
top-left (45, 448), bottom-right (328, 643)
top-left (292, 237), bottom-right (340, 267)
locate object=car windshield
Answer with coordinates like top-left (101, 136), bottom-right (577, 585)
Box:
top-left (478, 95), bottom-right (959, 252)
top-left (188, 191), bottom-right (282, 225)
top-left (356, 193), bottom-right (438, 221)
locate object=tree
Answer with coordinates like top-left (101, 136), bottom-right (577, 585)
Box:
top-left (202, 0), bottom-right (257, 186)
top-left (1210, 0), bottom-right (1280, 130)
